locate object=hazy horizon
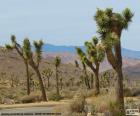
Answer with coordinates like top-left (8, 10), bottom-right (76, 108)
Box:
top-left (0, 0), bottom-right (140, 51)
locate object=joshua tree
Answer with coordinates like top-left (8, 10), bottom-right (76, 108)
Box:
top-left (54, 56), bottom-right (61, 96)
top-left (6, 37), bottom-right (47, 101)
top-left (42, 68), bottom-right (53, 89)
top-left (5, 35), bottom-right (30, 95)
top-left (76, 36), bottom-right (105, 95)
top-left (24, 39), bottom-right (47, 101)
top-left (94, 8), bottom-right (133, 114)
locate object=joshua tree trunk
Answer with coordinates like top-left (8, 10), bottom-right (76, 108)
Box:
top-left (34, 67), bottom-right (47, 101)
top-left (116, 68), bottom-right (124, 114)
top-left (95, 71), bottom-right (100, 95)
top-left (115, 37), bottom-right (125, 114)
top-left (56, 67), bottom-right (59, 95)
top-left (25, 61), bottom-right (30, 95)
top-left (83, 67), bottom-right (90, 89)
top-left (90, 74), bottom-right (94, 89)
top-left (105, 32), bottom-right (125, 114)
top-left (47, 77), bottom-right (50, 88)
top-left (114, 30), bottom-right (125, 115)
top-left (29, 59), bottom-right (47, 101)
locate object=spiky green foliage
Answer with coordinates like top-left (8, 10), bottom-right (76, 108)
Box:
top-left (76, 36), bottom-right (105, 66)
top-left (95, 8), bottom-right (133, 48)
top-left (23, 38), bottom-right (32, 60)
top-left (34, 40), bottom-right (44, 63)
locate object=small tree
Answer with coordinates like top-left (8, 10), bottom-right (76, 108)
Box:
top-left (42, 68), bottom-right (53, 89)
top-left (54, 56), bottom-right (61, 96)
top-left (76, 37), bottom-right (105, 95)
top-left (95, 8), bottom-right (133, 113)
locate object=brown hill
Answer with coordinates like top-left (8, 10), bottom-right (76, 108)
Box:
top-left (0, 49), bottom-right (140, 80)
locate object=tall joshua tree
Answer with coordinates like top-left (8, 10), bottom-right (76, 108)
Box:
top-left (54, 56), bottom-right (61, 96)
top-left (24, 39), bottom-right (47, 101)
top-left (94, 8), bottom-right (133, 114)
top-left (76, 37), bottom-right (105, 95)
top-left (5, 35), bottom-right (30, 95)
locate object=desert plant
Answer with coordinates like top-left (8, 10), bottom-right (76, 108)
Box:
top-left (7, 38), bottom-right (47, 101)
top-left (95, 8), bottom-right (133, 114)
top-left (76, 36), bottom-right (105, 95)
top-left (5, 35), bottom-right (30, 95)
top-left (26, 39), bottom-right (47, 101)
top-left (54, 56), bottom-right (61, 96)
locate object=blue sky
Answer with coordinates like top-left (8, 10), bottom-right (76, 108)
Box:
top-left (0, 0), bottom-right (139, 50)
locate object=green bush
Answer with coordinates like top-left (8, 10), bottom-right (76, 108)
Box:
top-left (48, 92), bottom-right (62, 101)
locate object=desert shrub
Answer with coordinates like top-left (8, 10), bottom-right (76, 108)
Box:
top-left (21, 92), bottom-right (41, 103)
top-left (124, 88), bottom-right (132, 97)
top-left (48, 92), bottom-right (62, 101)
top-left (70, 94), bottom-right (87, 114)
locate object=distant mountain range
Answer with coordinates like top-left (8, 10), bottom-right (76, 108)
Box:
top-left (42, 44), bottom-right (140, 59)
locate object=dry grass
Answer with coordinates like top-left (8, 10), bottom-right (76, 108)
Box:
top-left (86, 88), bottom-right (116, 109)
